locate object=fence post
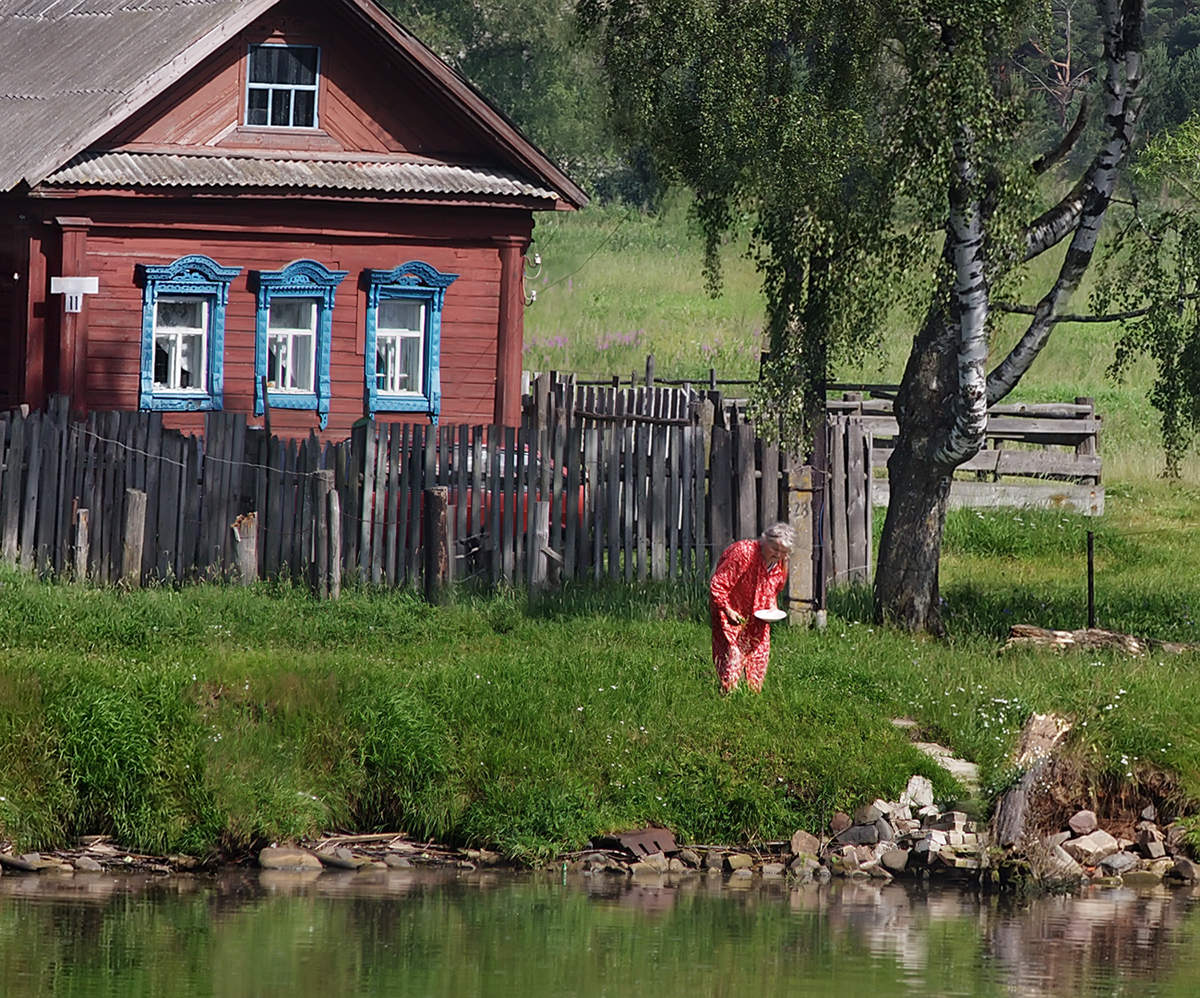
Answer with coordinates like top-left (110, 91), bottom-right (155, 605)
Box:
top-left (327, 488), bottom-right (342, 600)
top-left (423, 486), bottom-right (450, 604)
top-left (121, 488), bottom-right (147, 587)
top-left (786, 465), bottom-right (816, 626)
top-left (530, 499), bottom-right (551, 595)
top-left (73, 508), bottom-right (89, 581)
top-left (312, 470), bottom-right (334, 598)
top-left (231, 512), bottom-right (258, 586)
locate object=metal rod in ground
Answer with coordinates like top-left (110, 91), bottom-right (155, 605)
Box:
top-left (1087, 529), bottom-right (1096, 628)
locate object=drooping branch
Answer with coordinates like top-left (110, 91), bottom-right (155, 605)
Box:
top-left (988, 0), bottom-right (1145, 405)
top-left (934, 127), bottom-right (990, 468)
top-left (993, 296), bottom-right (1200, 323)
top-left (1031, 95), bottom-right (1090, 175)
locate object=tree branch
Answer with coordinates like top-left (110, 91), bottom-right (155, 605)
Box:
top-left (1031, 95), bottom-right (1091, 175)
top-left (989, 0), bottom-right (1145, 405)
top-left (993, 298), bottom-right (1198, 323)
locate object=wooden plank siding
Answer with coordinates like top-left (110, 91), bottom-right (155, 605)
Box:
top-left (75, 218), bottom-right (512, 438)
top-left (104, 0), bottom-right (488, 161)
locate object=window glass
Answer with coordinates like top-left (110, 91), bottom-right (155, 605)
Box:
top-left (379, 299), bottom-right (423, 332)
top-left (267, 298), bottom-right (317, 392)
top-left (246, 88), bottom-right (269, 126)
top-left (376, 299), bottom-right (425, 394)
top-left (247, 45), bottom-right (318, 128)
top-left (292, 90), bottom-right (315, 128)
top-left (153, 296), bottom-right (207, 391)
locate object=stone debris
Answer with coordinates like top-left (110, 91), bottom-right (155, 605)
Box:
top-left (1068, 810), bottom-right (1098, 836)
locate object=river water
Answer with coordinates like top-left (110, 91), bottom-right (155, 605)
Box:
top-left (0, 868), bottom-right (1197, 996)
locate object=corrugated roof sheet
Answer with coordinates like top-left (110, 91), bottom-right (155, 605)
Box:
top-left (0, 0), bottom-right (260, 189)
top-left (0, 0), bottom-right (586, 206)
top-left (43, 150), bottom-right (559, 200)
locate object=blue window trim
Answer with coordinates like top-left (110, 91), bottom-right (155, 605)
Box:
top-left (364, 261), bottom-right (458, 421)
top-left (251, 259), bottom-right (347, 430)
top-left (136, 255), bottom-right (241, 412)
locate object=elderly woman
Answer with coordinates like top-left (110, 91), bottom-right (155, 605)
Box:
top-left (709, 522), bottom-right (794, 693)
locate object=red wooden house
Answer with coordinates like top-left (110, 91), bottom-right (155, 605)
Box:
top-left (0, 0), bottom-right (585, 437)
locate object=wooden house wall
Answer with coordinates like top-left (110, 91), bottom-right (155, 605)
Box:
top-left (0, 220), bottom-right (19, 408)
top-left (61, 198), bottom-right (526, 439)
top-left (106, 0), bottom-right (485, 162)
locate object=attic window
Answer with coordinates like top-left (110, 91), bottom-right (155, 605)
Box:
top-left (246, 44), bottom-right (319, 128)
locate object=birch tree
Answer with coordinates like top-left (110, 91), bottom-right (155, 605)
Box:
top-left (580, 0), bottom-right (1148, 633)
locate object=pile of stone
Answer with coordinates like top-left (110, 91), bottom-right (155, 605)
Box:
top-left (1034, 805), bottom-right (1198, 887)
top-left (816, 775), bottom-right (989, 883)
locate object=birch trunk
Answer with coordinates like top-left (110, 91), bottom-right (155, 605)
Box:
top-left (874, 298), bottom-right (959, 634)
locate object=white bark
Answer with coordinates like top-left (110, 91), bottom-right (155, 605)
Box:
top-left (987, 0), bottom-right (1144, 405)
top-left (934, 130), bottom-right (989, 468)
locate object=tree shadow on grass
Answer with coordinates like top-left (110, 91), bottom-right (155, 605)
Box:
top-left (826, 581), bottom-right (1200, 645)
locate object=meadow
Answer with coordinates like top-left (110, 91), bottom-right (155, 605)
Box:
top-left (526, 195), bottom-right (1200, 484)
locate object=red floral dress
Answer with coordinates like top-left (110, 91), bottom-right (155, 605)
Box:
top-left (709, 539), bottom-right (788, 693)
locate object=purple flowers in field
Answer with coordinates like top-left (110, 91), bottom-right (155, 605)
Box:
top-left (523, 334), bottom-right (570, 354)
top-left (595, 329), bottom-right (644, 352)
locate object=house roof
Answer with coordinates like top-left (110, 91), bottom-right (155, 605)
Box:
top-left (44, 151), bottom-right (560, 203)
top-left (0, 0), bottom-right (587, 207)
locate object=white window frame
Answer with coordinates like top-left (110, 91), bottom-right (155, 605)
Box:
top-left (266, 298), bottom-right (318, 393)
top-left (376, 299), bottom-right (427, 396)
top-left (152, 295), bottom-right (209, 393)
top-left (245, 44), bottom-right (320, 129)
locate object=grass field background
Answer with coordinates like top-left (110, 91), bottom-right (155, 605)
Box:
top-left (526, 195), bottom-right (1199, 484)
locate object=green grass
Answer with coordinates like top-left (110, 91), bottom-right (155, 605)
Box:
top-left (527, 198), bottom-right (1200, 484)
top-left (0, 486), bottom-right (1197, 861)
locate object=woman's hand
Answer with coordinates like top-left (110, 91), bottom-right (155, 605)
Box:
top-left (723, 606), bottom-right (744, 625)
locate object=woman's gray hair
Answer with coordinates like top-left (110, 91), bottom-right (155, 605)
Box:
top-left (760, 522), bottom-right (795, 550)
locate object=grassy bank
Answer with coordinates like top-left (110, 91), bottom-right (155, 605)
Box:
top-left (0, 488), bottom-right (1197, 863)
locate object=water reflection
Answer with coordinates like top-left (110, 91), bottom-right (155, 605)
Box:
top-left (0, 870), bottom-right (1196, 996)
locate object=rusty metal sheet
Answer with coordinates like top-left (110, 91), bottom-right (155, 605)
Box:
top-left (595, 827), bottom-right (678, 858)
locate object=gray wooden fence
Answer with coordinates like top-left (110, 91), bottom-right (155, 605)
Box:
top-left (0, 398), bottom-right (831, 613)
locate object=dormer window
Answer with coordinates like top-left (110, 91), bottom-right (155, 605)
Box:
top-left (246, 44), bottom-right (319, 128)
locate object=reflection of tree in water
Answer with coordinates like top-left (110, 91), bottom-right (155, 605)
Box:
top-left (791, 880), bottom-right (1200, 995)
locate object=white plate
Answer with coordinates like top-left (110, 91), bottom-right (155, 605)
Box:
top-left (753, 608), bottom-right (787, 623)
